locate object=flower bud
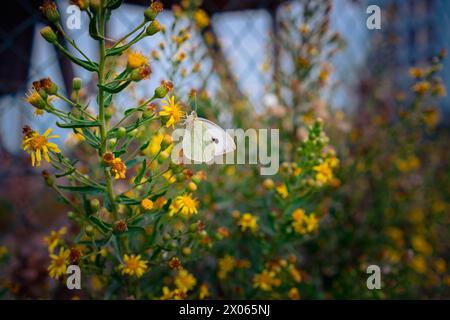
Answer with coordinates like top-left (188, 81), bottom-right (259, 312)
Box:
top-left (42, 170), bottom-right (54, 186)
top-left (102, 152), bottom-right (114, 166)
top-left (191, 176), bottom-right (201, 185)
top-left (67, 211), bottom-right (77, 220)
top-left (89, 0), bottom-right (101, 12)
top-left (169, 161), bottom-right (183, 173)
top-left (144, 1), bottom-right (163, 21)
top-left (158, 150), bottom-right (170, 163)
top-left (167, 241), bottom-right (177, 250)
top-left (182, 247), bottom-right (192, 257)
top-left (187, 181), bottom-right (197, 192)
top-left (130, 66), bottom-right (151, 81)
top-left (108, 138), bottom-right (117, 150)
top-left (26, 91), bottom-right (46, 110)
top-left (90, 198), bottom-right (100, 213)
top-left (127, 128), bottom-right (138, 138)
top-left (105, 107), bottom-right (114, 120)
top-left (160, 134), bottom-right (173, 150)
top-left (72, 77), bottom-right (82, 91)
top-left (116, 127), bottom-right (127, 139)
top-left (40, 26), bottom-right (57, 43)
top-left (163, 233), bottom-right (171, 241)
top-left (146, 20), bottom-right (162, 36)
top-left (175, 173), bottom-right (185, 182)
top-left (71, 0), bottom-right (88, 10)
top-left (85, 225), bottom-right (95, 236)
top-left (153, 80), bottom-right (173, 98)
top-left (113, 220), bottom-right (128, 233)
top-left (263, 178), bottom-right (274, 190)
top-left (34, 78), bottom-right (58, 95)
top-left (40, 0), bottom-right (60, 23)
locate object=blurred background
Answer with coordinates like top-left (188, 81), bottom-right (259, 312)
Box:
top-left (0, 0), bottom-right (449, 298)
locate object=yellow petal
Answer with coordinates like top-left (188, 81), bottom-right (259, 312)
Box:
top-left (36, 149), bottom-right (42, 164)
top-left (43, 148), bottom-right (50, 163)
top-left (43, 128), bottom-right (52, 136)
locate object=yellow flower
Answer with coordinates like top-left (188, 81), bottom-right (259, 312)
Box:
top-left (175, 268), bottom-right (197, 292)
top-left (435, 258), bottom-right (447, 274)
top-left (289, 266), bottom-right (302, 283)
top-left (423, 107), bottom-right (439, 129)
top-left (253, 270), bottom-right (280, 291)
top-left (127, 50), bottom-right (148, 69)
top-left (148, 132), bottom-right (164, 155)
top-left (22, 127), bottom-right (60, 167)
top-left (412, 236), bottom-right (433, 256)
top-left (194, 9), bottom-right (209, 28)
top-left (409, 67), bottom-right (425, 78)
top-left (262, 178), bottom-right (274, 190)
top-left (163, 170), bottom-right (177, 184)
top-left (291, 210), bottom-right (318, 235)
top-left (276, 184), bottom-right (289, 199)
top-left (26, 90), bottom-right (46, 109)
top-left (238, 213), bottom-right (258, 233)
top-left (305, 214), bottom-right (318, 233)
top-left (292, 209), bottom-right (305, 222)
top-left (218, 255), bottom-right (236, 279)
top-left (120, 254), bottom-right (148, 278)
top-left (169, 194), bottom-right (199, 217)
top-left (313, 161), bottom-right (333, 184)
top-left (289, 287), bottom-right (300, 300)
top-left (48, 247), bottom-right (70, 279)
top-left (0, 246), bottom-right (8, 259)
top-left (44, 226), bottom-right (67, 253)
top-left (111, 157), bottom-right (126, 179)
top-left (159, 96), bottom-right (184, 128)
top-left (432, 81), bottom-right (446, 97)
top-left (413, 81), bottom-right (430, 95)
top-left (141, 198), bottom-right (154, 211)
top-left (411, 255), bottom-right (427, 274)
top-left (199, 283), bottom-right (209, 299)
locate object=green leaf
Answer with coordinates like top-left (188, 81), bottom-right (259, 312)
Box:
top-left (81, 127), bottom-right (100, 149)
top-left (105, 29), bottom-right (146, 57)
top-left (58, 185), bottom-right (104, 194)
top-left (104, 93), bottom-right (113, 107)
top-left (134, 159), bottom-right (147, 184)
top-left (106, 0), bottom-right (123, 10)
top-left (139, 141), bottom-right (150, 151)
top-left (89, 14), bottom-right (102, 40)
top-left (89, 215), bottom-right (112, 234)
top-left (116, 195), bottom-right (140, 205)
top-left (98, 80), bottom-right (131, 94)
top-left (55, 168), bottom-right (76, 178)
top-left (55, 43), bottom-right (99, 71)
top-left (56, 120), bottom-right (100, 128)
top-left (110, 235), bottom-right (123, 263)
top-left (124, 107), bottom-right (138, 116)
top-left (125, 156), bottom-right (146, 168)
top-left (124, 226), bottom-right (146, 235)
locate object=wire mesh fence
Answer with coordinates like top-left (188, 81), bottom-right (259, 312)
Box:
top-left (0, 0), bottom-right (449, 187)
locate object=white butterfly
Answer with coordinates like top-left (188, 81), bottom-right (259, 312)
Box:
top-left (182, 111), bottom-right (236, 163)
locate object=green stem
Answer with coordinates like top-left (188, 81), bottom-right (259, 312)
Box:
top-left (97, 5), bottom-right (118, 218)
top-left (110, 21), bottom-right (147, 49)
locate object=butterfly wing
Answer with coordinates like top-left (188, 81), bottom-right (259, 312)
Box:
top-left (196, 117), bottom-right (236, 156)
top-left (182, 119), bottom-right (216, 163)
